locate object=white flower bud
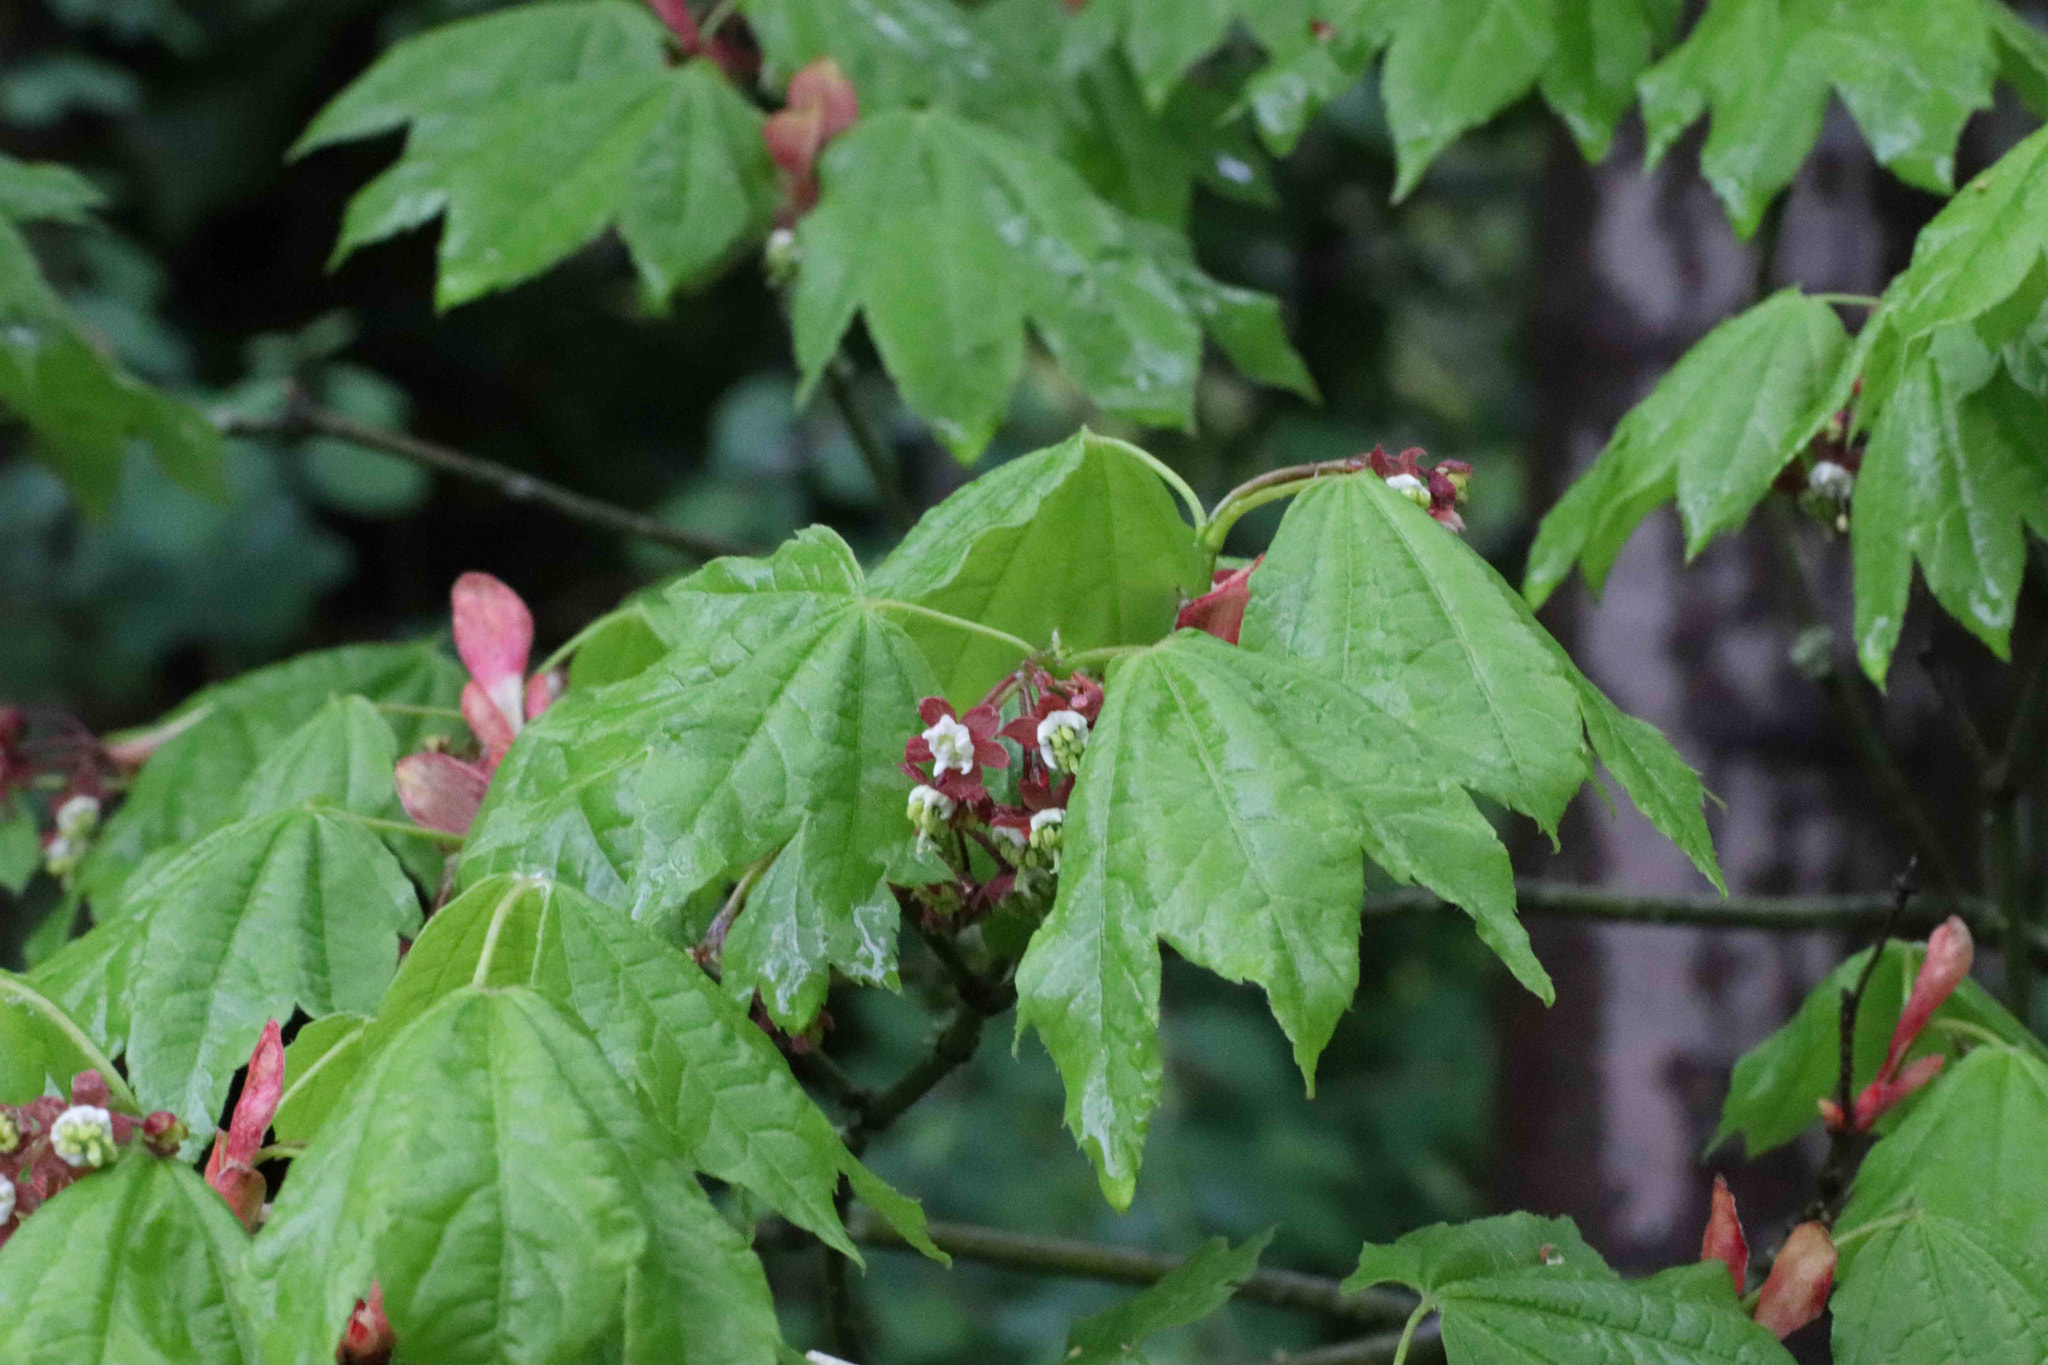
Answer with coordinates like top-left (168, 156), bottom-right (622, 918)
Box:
top-left (992, 823), bottom-right (1026, 853)
top-left (906, 785), bottom-right (956, 846)
top-left (1808, 460), bottom-right (1854, 501)
top-left (1036, 710), bottom-right (1089, 771)
top-left (1384, 472), bottom-right (1431, 508)
top-left (43, 836), bottom-right (80, 880)
top-left (0, 1110), bottom-right (17, 1153)
top-left (922, 714), bottom-right (977, 776)
top-left (54, 794), bottom-right (101, 841)
top-left (0, 1175), bottom-right (14, 1224)
top-left (764, 227), bottom-right (800, 285)
top-left (51, 1104), bottom-right (117, 1169)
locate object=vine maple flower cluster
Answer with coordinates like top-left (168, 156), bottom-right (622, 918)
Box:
top-left (0, 1072), bottom-right (184, 1248)
top-left (900, 666), bottom-right (1102, 917)
top-left (396, 572), bottom-right (562, 837)
top-left (1818, 916), bottom-right (1973, 1133)
top-left (1367, 446), bottom-right (1471, 532)
top-left (1699, 1176), bottom-right (1837, 1340)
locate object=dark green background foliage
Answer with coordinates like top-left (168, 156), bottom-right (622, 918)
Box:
top-left (7, 0), bottom-right (2048, 1361)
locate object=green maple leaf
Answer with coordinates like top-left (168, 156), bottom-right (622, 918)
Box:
top-left (1016, 631), bottom-right (1543, 1207)
top-left (119, 807), bottom-right (422, 1140)
top-left (297, 2), bottom-right (776, 308)
top-left (868, 429), bottom-right (1209, 706)
top-left (0, 969), bottom-right (129, 1106)
top-left (1832, 1047), bottom-right (2048, 1365)
top-left (251, 986), bottom-right (782, 1365)
top-left (1711, 940), bottom-right (2043, 1158)
top-left (276, 873), bottom-right (941, 1264)
top-left (1640, 0), bottom-right (1998, 236)
top-left (466, 529), bottom-right (952, 1026)
top-left (0, 154), bottom-right (224, 516)
top-left (230, 695), bottom-right (403, 823)
top-left (746, 0), bottom-right (1032, 114)
top-left (81, 641), bottom-right (463, 912)
top-left (789, 106), bottom-right (1312, 459)
top-left (0, 1152), bottom-right (260, 1365)
top-left (1349, 1216), bottom-right (1793, 1365)
top-left (1245, 472), bottom-right (1721, 890)
top-left (1524, 289), bottom-right (1851, 607)
top-left (1064, 1230), bottom-right (1272, 1365)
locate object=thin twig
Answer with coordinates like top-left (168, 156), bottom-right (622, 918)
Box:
top-left (838, 1209), bottom-right (1418, 1328)
top-left (219, 401), bottom-right (752, 560)
top-left (1228, 1328), bottom-right (1445, 1365)
top-left (1203, 456), bottom-right (1373, 552)
top-left (1809, 862), bottom-right (1916, 1222)
top-left (842, 1004), bottom-right (985, 1155)
top-left (694, 853), bottom-right (775, 975)
top-left (821, 1188), bottom-right (864, 1360)
top-left (791, 1048), bottom-right (871, 1115)
top-left (825, 361), bottom-right (918, 530)
top-left (1361, 881), bottom-right (2047, 957)
top-left (1765, 505), bottom-right (1961, 891)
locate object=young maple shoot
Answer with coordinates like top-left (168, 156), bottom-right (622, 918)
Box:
top-left (3, 0), bottom-right (2048, 1361)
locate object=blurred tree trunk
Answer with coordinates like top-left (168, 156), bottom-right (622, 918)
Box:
top-left (1496, 112), bottom-right (1949, 1312)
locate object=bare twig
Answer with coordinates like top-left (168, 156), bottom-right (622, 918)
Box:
top-left (693, 853), bottom-right (775, 976)
top-left (1765, 506), bottom-right (1961, 891)
top-left (219, 401), bottom-right (752, 560)
top-left (838, 1209), bottom-right (1418, 1328)
top-left (825, 361), bottom-right (918, 530)
top-left (1229, 1329), bottom-right (1446, 1365)
top-left (1809, 861), bottom-right (1916, 1221)
top-left (842, 1004), bottom-right (985, 1155)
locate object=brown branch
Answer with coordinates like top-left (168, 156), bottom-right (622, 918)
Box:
top-left (824, 360), bottom-right (918, 530)
top-left (1809, 862), bottom-right (1916, 1222)
top-left (839, 1209), bottom-right (1418, 1329)
top-left (841, 1003), bottom-right (985, 1156)
top-left (219, 400), bottom-right (753, 560)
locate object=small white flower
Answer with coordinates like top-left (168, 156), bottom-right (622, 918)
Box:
top-left (1384, 472), bottom-right (1431, 508)
top-left (1808, 460), bottom-right (1855, 500)
top-left (42, 835), bottom-right (80, 880)
top-left (1028, 807), bottom-right (1063, 843)
top-left (922, 714), bottom-right (977, 776)
top-left (1036, 710), bottom-right (1089, 771)
top-left (51, 1105), bottom-right (117, 1169)
top-left (906, 785), bottom-right (956, 848)
top-left (0, 1175), bottom-right (14, 1224)
top-left (54, 794), bottom-right (101, 840)
top-left (992, 823), bottom-right (1026, 851)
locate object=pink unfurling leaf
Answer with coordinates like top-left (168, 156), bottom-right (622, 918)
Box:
top-left (206, 1019), bottom-right (284, 1231)
top-left (1878, 916), bottom-right (1973, 1082)
top-left (451, 572), bottom-right (534, 738)
top-left (1754, 1222), bottom-right (1835, 1339)
top-left (1175, 558), bottom-right (1261, 645)
top-left (1699, 1175), bottom-right (1749, 1292)
top-left (395, 752), bottom-right (490, 836)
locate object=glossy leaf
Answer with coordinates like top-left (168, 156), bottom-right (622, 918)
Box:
top-left (1640, 0), bottom-right (1996, 236)
top-left (868, 430), bottom-right (1208, 705)
top-left (24, 916), bottom-right (142, 1069)
top-left (251, 986), bottom-right (782, 1365)
top-left (1349, 1215), bottom-right (1791, 1364)
top-left (1066, 1230), bottom-right (1272, 1365)
top-left (790, 106), bottom-right (1308, 459)
top-left (0, 1152), bottom-right (259, 1365)
top-left (1524, 290), bottom-right (1851, 605)
top-left (270, 1012), bottom-right (368, 1145)
top-left (299, 3), bottom-right (774, 308)
top-left (1244, 473), bottom-right (1590, 833)
top-left (82, 641), bottom-right (463, 912)
top-left (1850, 347), bottom-right (2048, 682)
top-left (465, 530), bottom-right (939, 1024)
top-left (0, 969), bottom-right (124, 1106)
top-left (1016, 632), bottom-right (1543, 1206)
top-left (120, 807), bottom-right (421, 1139)
top-left (1711, 940), bottom-right (2044, 1158)
top-left (1832, 1047), bottom-right (2048, 1364)
top-left (233, 695), bottom-right (402, 822)
top-left (300, 873), bottom-right (939, 1262)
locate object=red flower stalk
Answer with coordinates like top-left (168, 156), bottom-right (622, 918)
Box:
top-left (1753, 1222), bottom-right (1835, 1339)
top-left (205, 1019), bottom-right (285, 1231)
top-left (1176, 557), bottom-right (1262, 645)
top-left (1699, 1175), bottom-right (1749, 1293)
top-left (763, 58), bottom-right (858, 217)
